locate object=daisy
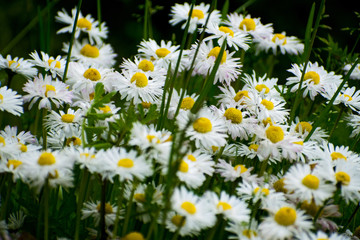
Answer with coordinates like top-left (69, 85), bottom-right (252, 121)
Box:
top-left (176, 107), bottom-right (228, 149)
top-left (203, 22), bottom-right (251, 51)
top-left (166, 89), bottom-right (199, 119)
top-left (286, 62), bottom-right (342, 100)
top-left (226, 220), bottom-right (262, 240)
top-left (29, 51), bottom-right (66, 78)
top-left (165, 211), bottom-right (200, 236)
top-left (0, 156), bottom-right (27, 182)
top-left (177, 158), bottom-right (206, 189)
top-left (171, 186), bottom-right (216, 232)
top-left (0, 54), bottom-right (37, 79)
top-left (63, 39), bottom-right (116, 68)
top-left (215, 159), bottom-right (256, 182)
top-left (284, 163), bottom-right (335, 205)
top-left (343, 62), bottom-right (360, 80)
top-left (119, 56), bottom-right (167, 77)
top-left (288, 118), bottom-right (328, 144)
top-left (183, 149), bottom-right (214, 176)
top-left (22, 74), bottom-right (73, 110)
top-left (44, 108), bottom-right (83, 137)
top-left (241, 71), bottom-right (282, 100)
top-left (81, 201), bottom-right (118, 227)
top-left (46, 128), bottom-right (82, 149)
top-left (169, 2), bottom-right (221, 33)
top-left (0, 134), bottom-right (22, 159)
top-left (259, 204), bottom-right (312, 240)
top-left (66, 62), bottom-right (114, 93)
top-left (97, 147), bottom-right (152, 182)
top-left (225, 13), bottom-right (273, 38)
top-left (0, 86), bottom-right (23, 116)
top-left (323, 86), bottom-right (360, 112)
top-left (65, 147), bottom-right (100, 173)
top-left (56, 7), bottom-right (108, 45)
top-left (253, 31), bottom-right (304, 55)
top-left (189, 41), bottom-right (242, 86)
top-left (206, 190), bottom-right (250, 223)
top-left (317, 142), bottom-right (360, 165)
top-left (217, 85), bottom-right (255, 108)
top-left (0, 126), bottom-right (40, 154)
top-left (345, 112), bottom-right (360, 137)
top-left (108, 70), bottom-right (164, 104)
top-left (297, 230), bottom-right (351, 240)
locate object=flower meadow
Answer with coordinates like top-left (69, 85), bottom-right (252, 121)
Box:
top-left (1, 0), bottom-right (360, 239)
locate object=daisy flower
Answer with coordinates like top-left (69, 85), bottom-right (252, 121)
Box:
top-left (259, 205), bottom-right (312, 240)
top-left (226, 220), bottom-right (262, 240)
top-left (46, 127), bottom-right (82, 149)
top-left (225, 13), bottom-right (273, 38)
top-left (63, 40), bottom-right (116, 68)
top-left (0, 126), bottom-right (40, 155)
top-left (56, 7), bottom-right (108, 45)
top-left (0, 86), bottom-right (23, 116)
top-left (97, 147), bottom-right (152, 182)
top-left (322, 86), bottom-right (360, 112)
top-left (22, 74), bottom-right (73, 110)
top-left (284, 163), bottom-right (335, 205)
top-left (165, 211), bottom-right (200, 236)
top-left (343, 62), bottom-right (360, 80)
top-left (176, 107), bottom-right (228, 149)
top-left (81, 201), bottom-right (118, 227)
top-left (297, 230), bottom-right (351, 240)
top-left (119, 56), bottom-right (167, 77)
top-left (286, 62), bottom-right (342, 100)
top-left (0, 134), bottom-right (24, 159)
top-left (241, 71), bottom-right (282, 100)
top-left (203, 22), bottom-right (251, 51)
top-left (177, 159), bottom-right (206, 189)
top-left (206, 190), bottom-right (250, 223)
top-left (169, 2), bottom-right (221, 33)
top-left (0, 54), bottom-right (37, 79)
top-left (317, 142), bottom-right (360, 165)
top-left (289, 118), bottom-right (328, 144)
top-left (171, 186), bottom-right (216, 232)
top-left (166, 89), bottom-right (199, 119)
top-left (0, 156), bottom-right (27, 182)
top-left (29, 51), bottom-right (66, 78)
top-left (190, 41), bottom-right (242, 86)
top-left (183, 149), bottom-right (214, 176)
top-left (345, 112), bottom-right (360, 137)
top-left (217, 85), bottom-right (255, 108)
top-left (66, 62), bottom-right (114, 93)
top-left (253, 31), bottom-right (304, 55)
top-left (215, 159), bottom-right (256, 182)
top-left (44, 108), bottom-right (83, 137)
top-left (66, 147), bottom-right (100, 173)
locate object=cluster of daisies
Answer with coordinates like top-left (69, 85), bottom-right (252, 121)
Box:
top-left (1, 1), bottom-right (360, 240)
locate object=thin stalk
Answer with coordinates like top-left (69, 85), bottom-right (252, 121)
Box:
top-left (328, 105), bottom-right (345, 141)
top-left (97, 0), bottom-right (102, 30)
top-left (259, 158), bottom-right (268, 177)
top-left (0, 175), bottom-right (13, 220)
top-left (100, 179), bottom-right (108, 240)
top-left (121, 182), bottom-right (136, 236)
top-left (43, 181), bottom-right (50, 240)
top-left (42, 108), bottom-right (48, 149)
top-left (351, 133), bottom-right (360, 151)
top-left (340, 201), bottom-right (360, 232)
top-left (170, 216), bottom-right (185, 240)
top-left (112, 181), bottom-right (125, 237)
top-left (62, 0), bottom-right (83, 81)
top-left (206, 216), bottom-right (222, 240)
top-left (74, 169), bottom-right (90, 240)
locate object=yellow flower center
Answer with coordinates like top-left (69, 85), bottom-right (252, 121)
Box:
top-left (234, 164), bottom-right (248, 173)
top-left (180, 97), bottom-right (195, 110)
top-left (99, 105), bottom-right (111, 113)
top-left (19, 143), bottom-right (27, 152)
top-left (261, 99), bottom-right (274, 110)
top-left (80, 153), bottom-right (96, 159)
top-left (49, 169), bottom-right (59, 179)
top-left (272, 34), bottom-right (287, 45)
top-left (302, 174), bottom-right (320, 189)
top-left (77, 18), bottom-right (92, 30)
top-left (255, 84), bottom-right (270, 94)
top-left (189, 9), bottom-right (204, 19)
top-left (217, 201), bottom-right (232, 211)
top-left (123, 232), bottom-right (145, 240)
top-left (266, 126), bottom-right (284, 143)
top-left (207, 46), bottom-right (226, 64)
top-left (254, 187), bottom-right (270, 196)
top-left (212, 146), bottom-right (219, 152)
top-left (295, 121), bottom-right (312, 134)
top-left (179, 160), bottom-right (189, 173)
top-left (0, 94), bottom-right (3, 103)
top-left (274, 207), bottom-right (297, 226)
top-left (8, 60), bottom-right (20, 68)
top-left (147, 135), bottom-right (160, 143)
top-left (262, 117), bottom-right (273, 126)
top-left (131, 72), bottom-right (148, 88)
top-left (181, 201), bottom-right (196, 214)
top-left (304, 71), bottom-right (320, 85)
top-left (117, 158), bottom-right (134, 168)
top-left (331, 152), bottom-right (347, 161)
top-left (83, 68), bottom-right (101, 81)
top-left (317, 238), bottom-right (329, 240)
top-left (44, 84), bottom-right (56, 97)
top-left (48, 59), bottom-right (61, 68)
top-left (219, 26), bottom-right (234, 37)
top-left (171, 215), bottom-right (185, 227)
top-left (155, 48), bottom-right (170, 58)
top-left (342, 94), bottom-right (353, 101)
top-left (234, 90), bottom-right (249, 102)
top-left (193, 117), bottom-right (212, 133)
top-left (293, 141), bottom-right (304, 145)
top-left (0, 136), bottom-right (5, 146)
top-left (239, 18), bottom-right (256, 31)
top-left (141, 102), bottom-right (151, 109)
top-left (248, 144), bottom-right (259, 152)
top-left (274, 178), bottom-right (287, 193)
top-left (66, 137), bottom-right (82, 146)
top-left (61, 114), bottom-right (75, 123)
top-left (80, 44), bottom-right (100, 58)
top-left (7, 159), bottom-right (22, 169)
top-left (38, 152), bottom-right (56, 166)
top-left (335, 171), bottom-right (350, 186)
top-left (223, 107), bottom-right (242, 124)
top-left (138, 59), bottom-right (154, 72)
top-left (187, 154), bottom-right (196, 162)
top-left (134, 193), bottom-right (146, 203)
top-left (242, 229), bottom-right (258, 238)
top-left (96, 203), bottom-right (113, 214)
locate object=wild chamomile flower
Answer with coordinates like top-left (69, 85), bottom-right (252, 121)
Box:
top-left (120, 56), bottom-right (167, 77)
top-left (67, 62), bottom-right (114, 92)
top-left (203, 23), bottom-right (251, 51)
top-left (165, 211), bottom-right (200, 236)
top-left (289, 118), bottom-right (328, 144)
top-left (63, 40), bottom-right (117, 68)
top-left (226, 220), bottom-right (262, 240)
top-left (215, 159), bottom-right (256, 182)
top-left (177, 107), bottom-right (228, 149)
top-left (97, 147), bottom-right (152, 182)
top-left (259, 205), bottom-right (312, 240)
top-left (44, 108), bottom-right (83, 137)
top-left (177, 159), bottom-right (206, 189)
top-left (167, 89), bottom-right (199, 119)
top-left (253, 31), bottom-right (304, 55)
top-left (0, 86), bottom-right (23, 116)
top-left (343, 62), bottom-right (360, 80)
top-left (225, 13), bottom-right (273, 38)
top-left (0, 126), bottom-right (40, 155)
top-left (66, 147), bottom-right (100, 173)
top-left (286, 62), bottom-right (342, 100)
top-left (23, 74), bottom-right (73, 110)
top-left (241, 71), bottom-right (282, 100)
top-left (0, 54), bottom-right (37, 78)
top-left (284, 163), bottom-right (335, 205)
top-left (169, 2), bottom-right (221, 33)
top-left (345, 112), bottom-right (360, 137)
top-left (217, 85), bottom-right (255, 108)
top-left (297, 230), bottom-right (351, 240)
top-left (109, 70), bottom-right (164, 104)
top-left (206, 190), bottom-right (250, 223)
top-left (46, 127), bottom-right (82, 149)
top-left (183, 149), bottom-right (214, 176)
top-left (318, 142), bottom-right (360, 165)
top-left (81, 201), bottom-right (118, 227)
top-left (171, 186), bottom-right (217, 232)
top-left (323, 86), bottom-right (360, 112)
top-left (190, 41), bottom-right (242, 86)
top-left (0, 156), bottom-right (27, 182)
top-left (56, 7), bottom-right (108, 45)
top-left (29, 51), bottom-right (66, 78)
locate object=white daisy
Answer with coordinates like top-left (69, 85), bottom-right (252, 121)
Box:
top-left (81, 201), bottom-right (118, 227)
top-left (215, 159), bottom-right (255, 182)
top-left (288, 118), bottom-right (328, 144)
top-left (119, 56), bottom-right (167, 77)
top-left (297, 230), bottom-right (351, 240)
top-left (317, 142), bottom-right (360, 165)
top-left (241, 71), bottom-right (282, 100)
top-left (29, 51), bottom-right (66, 78)
top-left (177, 159), bottom-right (206, 189)
top-left (165, 211), bottom-right (200, 236)
top-left (0, 86), bottom-right (23, 116)
top-left (183, 149), bottom-right (214, 176)
top-left (323, 86), bottom-right (360, 112)
top-left (166, 89), bottom-right (199, 119)
top-left (217, 85), bottom-right (255, 108)
top-left (44, 108), bottom-right (83, 137)
top-left (65, 146), bottom-right (100, 173)
top-left (343, 63), bottom-right (360, 80)
top-left (345, 112), bottom-right (360, 137)
top-left (0, 54), bottom-right (37, 79)
top-left (226, 220), bottom-right (262, 240)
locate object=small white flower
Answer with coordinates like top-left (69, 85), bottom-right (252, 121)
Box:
top-left (0, 86), bottom-right (23, 116)
top-left (0, 54), bottom-right (37, 79)
top-left (253, 32), bottom-right (304, 55)
top-left (29, 51), bottom-right (66, 78)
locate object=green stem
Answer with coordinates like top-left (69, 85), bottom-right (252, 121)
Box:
top-left (43, 181), bottom-right (50, 240)
top-left (121, 182), bottom-right (136, 236)
top-left (328, 106), bottom-right (345, 141)
top-left (112, 181), bottom-right (125, 237)
top-left (340, 202), bottom-right (360, 232)
top-left (259, 158), bottom-right (269, 177)
top-left (42, 108), bottom-right (48, 149)
top-left (100, 179), bottom-right (108, 240)
top-left (0, 175), bottom-right (13, 220)
top-left (97, 0), bottom-right (102, 30)
top-left (206, 216), bottom-right (222, 240)
top-left (351, 134), bottom-right (360, 151)
top-left (74, 169), bottom-right (90, 240)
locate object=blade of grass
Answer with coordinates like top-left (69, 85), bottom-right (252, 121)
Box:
top-left (235, 0), bottom-right (257, 13)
